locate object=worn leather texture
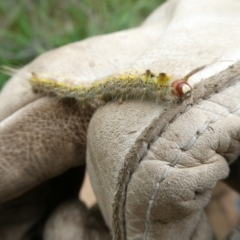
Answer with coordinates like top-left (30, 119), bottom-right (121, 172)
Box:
top-left (0, 0), bottom-right (240, 239)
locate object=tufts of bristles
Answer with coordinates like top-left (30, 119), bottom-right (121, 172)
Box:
top-left (0, 65), bottom-right (19, 76)
top-left (29, 71), bottom-right (177, 106)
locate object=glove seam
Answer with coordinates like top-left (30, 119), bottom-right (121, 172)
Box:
top-left (112, 64), bottom-right (240, 240)
top-left (143, 88), bottom-right (240, 239)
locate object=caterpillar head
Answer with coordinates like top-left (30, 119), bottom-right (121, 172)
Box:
top-left (171, 80), bottom-right (192, 99)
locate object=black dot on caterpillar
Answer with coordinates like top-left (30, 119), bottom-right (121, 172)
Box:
top-left (29, 65), bottom-right (205, 105)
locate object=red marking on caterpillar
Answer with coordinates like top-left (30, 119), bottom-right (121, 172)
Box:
top-left (171, 80), bottom-right (192, 99)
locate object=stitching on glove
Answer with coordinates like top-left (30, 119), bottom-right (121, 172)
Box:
top-left (143, 164), bottom-right (172, 240)
top-left (143, 81), bottom-right (240, 239)
top-left (113, 65), bottom-right (240, 239)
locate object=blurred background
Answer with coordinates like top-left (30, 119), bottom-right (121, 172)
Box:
top-left (0, 0), bottom-right (165, 89)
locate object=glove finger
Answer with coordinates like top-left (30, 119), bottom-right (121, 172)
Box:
top-left (0, 97), bottom-right (92, 204)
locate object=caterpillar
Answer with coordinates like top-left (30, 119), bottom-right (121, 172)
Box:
top-left (29, 66), bottom-right (205, 105)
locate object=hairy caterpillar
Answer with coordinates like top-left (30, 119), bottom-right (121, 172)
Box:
top-left (30, 66), bottom-right (205, 105)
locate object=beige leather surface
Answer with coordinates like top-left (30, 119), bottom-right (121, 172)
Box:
top-left (88, 73), bottom-right (240, 239)
top-left (86, 0), bottom-right (240, 239)
top-left (0, 0), bottom-right (240, 239)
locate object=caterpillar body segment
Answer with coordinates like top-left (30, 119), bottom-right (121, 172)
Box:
top-left (30, 68), bottom-right (201, 105)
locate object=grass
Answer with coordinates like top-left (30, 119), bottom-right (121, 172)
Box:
top-left (0, 0), bottom-right (166, 90)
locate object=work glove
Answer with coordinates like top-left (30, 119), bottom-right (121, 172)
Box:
top-left (1, 0), bottom-right (240, 239)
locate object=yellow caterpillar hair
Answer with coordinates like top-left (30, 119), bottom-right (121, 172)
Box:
top-left (30, 67), bottom-right (205, 105)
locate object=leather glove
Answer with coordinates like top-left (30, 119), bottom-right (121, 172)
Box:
top-left (1, 0), bottom-right (240, 239)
